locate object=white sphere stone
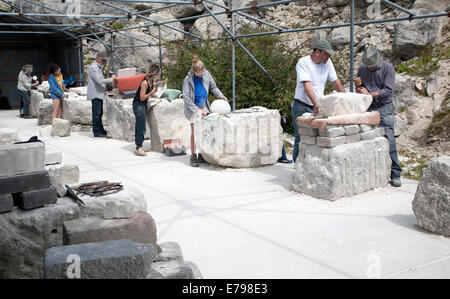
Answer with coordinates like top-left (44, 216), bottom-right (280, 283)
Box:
top-left (32, 76), bottom-right (37, 81)
top-left (210, 100), bottom-right (231, 115)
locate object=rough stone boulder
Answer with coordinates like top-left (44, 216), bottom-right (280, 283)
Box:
top-left (69, 86), bottom-right (87, 96)
top-left (393, 8), bottom-right (446, 60)
top-left (62, 96), bottom-right (92, 125)
top-left (46, 164), bottom-right (80, 197)
top-left (393, 73), bottom-right (418, 113)
top-left (394, 116), bottom-right (407, 137)
top-left (104, 98), bottom-right (150, 142)
top-left (38, 99), bottom-right (53, 125)
top-left (412, 156), bottom-right (450, 236)
top-left (291, 137), bottom-right (391, 200)
top-left (30, 90), bottom-right (44, 118)
top-left (192, 0), bottom-right (228, 39)
top-left (318, 92), bottom-right (372, 116)
top-left (51, 118), bottom-right (71, 137)
top-left (0, 128), bottom-right (19, 145)
top-left (329, 27), bottom-right (350, 46)
top-left (37, 81), bottom-right (49, 93)
top-left (194, 107), bottom-right (283, 168)
top-left (170, 2), bottom-right (205, 19)
top-left (0, 186), bottom-right (147, 278)
top-left (148, 98), bottom-right (190, 153)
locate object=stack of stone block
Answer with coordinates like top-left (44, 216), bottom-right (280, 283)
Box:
top-left (297, 119), bottom-right (385, 148)
top-left (0, 142), bottom-right (57, 212)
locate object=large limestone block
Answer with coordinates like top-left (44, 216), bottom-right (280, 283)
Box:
top-left (62, 97), bottom-right (92, 125)
top-left (38, 99), bottom-right (53, 125)
top-left (412, 156), bottom-right (450, 236)
top-left (291, 137), bottom-right (391, 200)
top-left (148, 98), bottom-right (190, 153)
top-left (30, 90), bottom-right (44, 118)
top-left (318, 92), bottom-right (372, 116)
top-left (194, 107), bottom-right (283, 168)
top-left (0, 142), bottom-right (45, 177)
top-left (51, 118), bottom-right (71, 137)
top-left (68, 86), bottom-right (87, 96)
top-left (0, 186), bottom-right (147, 278)
top-left (46, 164), bottom-right (80, 197)
top-left (0, 128), bottom-right (19, 145)
top-left (104, 99), bottom-right (150, 142)
top-left (37, 81), bottom-right (49, 93)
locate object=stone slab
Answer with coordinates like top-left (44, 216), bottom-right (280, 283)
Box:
top-left (0, 193), bottom-right (13, 213)
top-left (0, 128), bottom-right (19, 145)
top-left (316, 136), bottom-right (346, 148)
top-left (299, 127), bottom-right (319, 137)
top-left (344, 125), bottom-right (360, 135)
top-left (300, 135), bottom-right (316, 145)
top-left (44, 239), bottom-right (156, 279)
top-left (149, 260), bottom-right (203, 279)
top-left (359, 124), bottom-right (373, 132)
top-left (153, 242), bottom-right (183, 262)
top-left (291, 137), bottom-right (391, 200)
top-left (296, 118), bottom-right (314, 129)
top-left (38, 99), bottom-right (53, 125)
top-left (361, 130), bottom-right (376, 140)
top-left (0, 170), bottom-right (50, 195)
top-left (0, 142), bottom-right (45, 177)
top-left (63, 211), bottom-right (157, 246)
top-left (345, 133), bottom-right (362, 144)
top-left (45, 151), bottom-right (63, 166)
top-left (14, 186), bottom-right (57, 210)
top-left (318, 126), bottom-right (345, 138)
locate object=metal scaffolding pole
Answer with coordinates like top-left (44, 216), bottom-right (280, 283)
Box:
top-left (350, 0), bottom-right (354, 92)
top-left (0, 23), bottom-right (86, 28)
top-left (78, 40), bottom-right (84, 86)
top-left (231, 1), bottom-right (236, 111)
top-left (0, 30), bottom-right (56, 34)
top-left (0, 12), bottom-right (129, 19)
top-left (158, 25), bottom-right (163, 80)
top-left (381, 0), bottom-right (415, 16)
top-left (110, 33), bottom-right (115, 74)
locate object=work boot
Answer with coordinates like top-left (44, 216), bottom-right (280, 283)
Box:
top-left (197, 153), bottom-right (208, 164)
top-left (190, 154), bottom-right (199, 167)
top-left (390, 177), bottom-right (402, 187)
top-left (135, 147), bottom-right (147, 156)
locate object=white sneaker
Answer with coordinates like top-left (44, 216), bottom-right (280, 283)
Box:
top-left (135, 147), bottom-right (147, 156)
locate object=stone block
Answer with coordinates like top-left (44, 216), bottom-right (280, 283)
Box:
top-left (0, 128), bottom-right (19, 145)
top-left (45, 151), bottom-right (62, 166)
top-left (299, 127), bottom-right (319, 137)
top-left (194, 107), bottom-right (283, 168)
top-left (0, 194), bottom-right (13, 213)
top-left (412, 156), bottom-right (450, 236)
top-left (296, 118), bottom-right (314, 129)
top-left (38, 99), bottom-right (53, 125)
top-left (0, 143), bottom-right (45, 177)
top-left (316, 136), bottom-right (346, 148)
top-left (30, 90), bottom-right (44, 118)
top-left (63, 211), bottom-right (157, 246)
top-left (14, 186), bottom-right (57, 210)
top-left (300, 135), bottom-right (316, 145)
top-left (375, 126), bottom-right (385, 137)
top-left (361, 130), bottom-right (376, 140)
top-left (149, 260), bottom-right (203, 279)
top-left (344, 125), bottom-right (360, 135)
top-left (62, 96), bottom-right (91, 125)
top-left (104, 98), bottom-right (146, 142)
top-left (0, 170), bottom-right (50, 195)
top-left (345, 133), bottom-right (362, 144)
top-left (318, 92), bottom-right (372, 116)
top-left (154, 242), bottom-right (183, 262)
top-left (291, 137), bottom-right (391, 200)
top-left (318, 126), bottom-right (345, 138)
top-left (394, 116), bottom-right (407, 137)
top-left (44, 239), bottom-right (156, 279)
top-left (46, 164), bottom-right (79, 197)
top-left (51, 118), bottom-right (71, 137)
top-left (359, 125), bottom-right (373, 132)
top-left (39, 125), bottom-right (53, 138)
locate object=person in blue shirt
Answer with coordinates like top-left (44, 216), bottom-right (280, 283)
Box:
top-left (182, 56), bottom-right (228, 167)
top-left (47, 63), bottom-right (65, 119)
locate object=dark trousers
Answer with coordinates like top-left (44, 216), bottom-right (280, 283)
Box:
top-left (369, 102), bottom-right (402, 178)
top-left (18, 89), bottom-right (30, 116)
top-left (91, 98), bottom-right (107, 136)
top-left (291, 100), bottom-right (313, 162)
top-left (133, 100), bottom-right (147, 147)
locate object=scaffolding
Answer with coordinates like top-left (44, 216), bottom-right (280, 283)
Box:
top-left (0, 0), bottom-right (448, 110)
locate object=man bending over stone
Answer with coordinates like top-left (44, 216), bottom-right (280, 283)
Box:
top-left (292, 39), bottom-right (345, 162)
top-left (356, 46), bottom-right (402, 187)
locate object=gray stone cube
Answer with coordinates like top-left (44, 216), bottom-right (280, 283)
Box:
top-left (359, 124), bottom-right (373, 132)
top-left (319, 126), bottom-right (345, 138)
top-left (361, 130), bottom-right (377, 140)
top-left (300, 135), bottom-right (316, 145)
top-left (0, 143), bottom-right (45, 177)
top-left (299, 127), bottom-right (319, 137)
top-left (345, 133), bottom-right (362, 144)
top-left (316, 136), bottom-right (346, 148)
top-left (14, 186), bottom-right (57, 210)
top-left (44, 239), bottom-right (156, 279)
top-left (0, 194), bottom-right (13, 213)
top-left (344, 125), bottom-right (360, 135)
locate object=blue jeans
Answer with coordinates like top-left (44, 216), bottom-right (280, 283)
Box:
top-left (91, 98), bottom-right (107, 136)
top-left (18, 90), bottom-right (30, 116)
top-left (291, 100), bottom-right (313, 162)
top-left (369, 102), bottom-right (402, 178)
top-left (133, 100), bottom-right (147, 148)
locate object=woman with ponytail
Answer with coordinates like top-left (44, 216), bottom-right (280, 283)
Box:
top-left (182, 56), bottom-right (228, 167)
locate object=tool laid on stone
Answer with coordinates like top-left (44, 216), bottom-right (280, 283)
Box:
top-left (163, 139), bottom-right (186, 157)
top-left (73, 181), bottom-right (124, 197)
top-left (65, 184), bottom-right (86, 206)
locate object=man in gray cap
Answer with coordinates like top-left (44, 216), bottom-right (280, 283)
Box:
top-left (292, 39), bottom-right (344, 162)
top-left (87, 52), bottom-right (116, 138)
top-left (356, 45), bottom-right (402, 187)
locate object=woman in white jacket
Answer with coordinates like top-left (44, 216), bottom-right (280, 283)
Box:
top-left (182, 56), bottom-right (227, 167)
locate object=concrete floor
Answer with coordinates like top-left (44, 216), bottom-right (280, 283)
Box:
top-left (2, 109), bottom-right (449, 279)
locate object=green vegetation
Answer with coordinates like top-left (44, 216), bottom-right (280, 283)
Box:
top-left (399, 149), bottom-right (431, 181)
top-left (164, 25), bottom-right (302, 134)
top-left (395, 45), bottom-right (450, 77)
top-left (427, 94), bottom-right (450, 143)
top-left (111, 21), bottom-right (125, 31)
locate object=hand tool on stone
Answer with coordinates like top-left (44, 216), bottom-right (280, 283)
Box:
top-left (65, 184), bottom-right (86, 206)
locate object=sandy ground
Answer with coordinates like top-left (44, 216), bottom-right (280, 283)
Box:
top-left (1, 109), bottom-right (449, 279)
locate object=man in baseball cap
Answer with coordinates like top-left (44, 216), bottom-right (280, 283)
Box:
top-left (291, 38), bottom-right (344, 162)
top-left (356, 46), bottom-right (402, 187)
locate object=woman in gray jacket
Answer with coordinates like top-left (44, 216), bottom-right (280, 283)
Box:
top-left (183, 56), bottom-right (227, 167)
top-left (17, 64), bottom-right (39, 118)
